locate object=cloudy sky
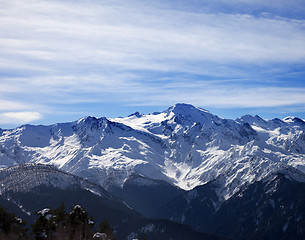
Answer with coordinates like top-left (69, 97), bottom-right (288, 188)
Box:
top-left (1, 0), bottom-right (305, 128)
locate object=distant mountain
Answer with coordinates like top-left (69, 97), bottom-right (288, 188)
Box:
top-left (1, 103), bottom-right (305, 203)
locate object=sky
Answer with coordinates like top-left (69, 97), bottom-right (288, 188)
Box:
top-left (1, 0), bottom-right (305, 129)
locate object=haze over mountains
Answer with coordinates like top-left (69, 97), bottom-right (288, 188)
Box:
top-left (1, 103), bottom-right (305, 239)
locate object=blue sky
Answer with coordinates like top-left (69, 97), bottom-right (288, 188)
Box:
top-left (0, 0), bottom-right (305, 128)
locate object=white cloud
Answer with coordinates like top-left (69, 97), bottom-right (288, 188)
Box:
top-left (0, 0), bottom-right (305, 123)
top-left (0, 100), bottom-right (38, 111)
top-left (1, 0), bottom-right (305, 74)
top-left (0, 111), bottom-right (42, 124)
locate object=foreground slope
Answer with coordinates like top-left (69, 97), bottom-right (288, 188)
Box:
top-left (0, 164), bottom-right (223, 240)
top-left (0, 164), bottom-right (138, 221)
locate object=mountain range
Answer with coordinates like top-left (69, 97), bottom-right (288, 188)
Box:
top-left (1, 103), bottom-right (305, 239)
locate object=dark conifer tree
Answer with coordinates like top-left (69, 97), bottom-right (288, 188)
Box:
top-left (66, 205), bottom-right (94, 240)
top-left (99, 220), bottom-right (115, 240)
top-left (0, 206), bottom-right (28, 240)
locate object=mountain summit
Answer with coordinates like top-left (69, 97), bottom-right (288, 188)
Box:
top-left (0, 104), bottom-right (305, 202)
top-left (166, 103), bottom-right (210, 116)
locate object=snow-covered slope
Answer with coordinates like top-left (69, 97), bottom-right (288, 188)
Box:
top-left (0, 103), bottom-right (305, 201)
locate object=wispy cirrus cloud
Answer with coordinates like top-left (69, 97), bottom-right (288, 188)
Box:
top-left (0, 0), bottom-right (305, 127)
top-left (2, 0), bottom-right (305, 71)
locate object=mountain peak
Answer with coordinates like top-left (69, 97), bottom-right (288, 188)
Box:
top-left (283, 116), bottom-right (305, 125)
top-left (75, 116), bottom-right (109, 128)
top-left (77, 116), bottom-right (98, 124)
top-left (237, 114), bottom-right (266, 125)
top-left (166, 103), bottom-right (210, 116)
top-left (128, 112), bottom-right (144, 118)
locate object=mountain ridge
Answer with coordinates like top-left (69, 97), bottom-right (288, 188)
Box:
top-left (0, 103), bottom-right (305, 201)
top-left (154, 167), bottom-right (305, 239)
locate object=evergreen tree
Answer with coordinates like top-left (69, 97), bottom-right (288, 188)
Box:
top-left (1, 203), bottom-right (117, 240)
top-left (99, 220), bottom-right (115, 240)
top-left (31, 208), bottom-right (53, 240)
top-left (66, 205), bottom-right (94, 240)
top-left (52, 202), bottom-right (66, 225)
top-left (31, 203), bottom-right (67, 240)
top-left (0, 206), bottom-right (28, 239)
top-left (51, 203), bottom-right (67, 239)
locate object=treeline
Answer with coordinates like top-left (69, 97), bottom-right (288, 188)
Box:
top-left (0, 203), bottom-right (115, 240)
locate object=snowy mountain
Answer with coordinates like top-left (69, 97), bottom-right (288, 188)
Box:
top-left (0, 103), bottom-right (305, 203)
